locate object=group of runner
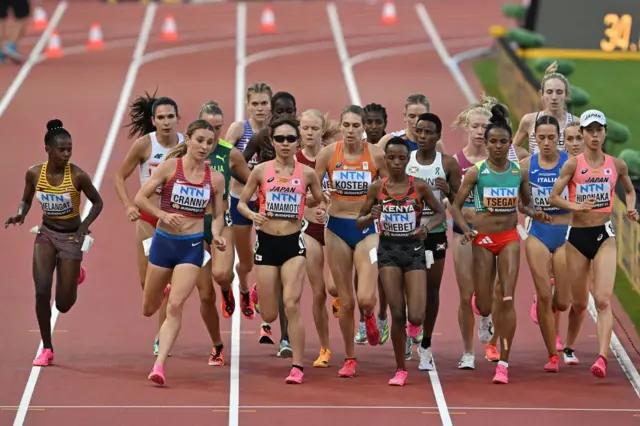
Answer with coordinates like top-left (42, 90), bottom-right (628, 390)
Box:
top-left (7, 63), bottom-right (638, 387)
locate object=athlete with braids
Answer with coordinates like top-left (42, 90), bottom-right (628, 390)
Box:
top-left (513, 62), bottom-right (579, 154)
top-left (135, 119), bottom-right (226, 386)
top-left (377, 94), bottom-right (445, 155)
top-left (315, 105), bottom-right (388, 377)
top-left (238, 117), bottom-right (326, 384)
top-left (450, 104), bottom-right (546, 384)
top-left (245, 91), bottom-right (297, 356)
top-left (358, 136), bottom-right (445, 386)
top-left (114, 92), bottom-right (183, 356)
top-left (196, 101), bottom-right (252, 365)
top-left (406, 113), bottom-right (461, 370)
top-left (550, 110), bottom-right (638, 378)
top-left (363, 102), bottom-right (388, 144)
top-left (221, 83), bottom-right (273, 320)
top-left (296, 109), bottom-right (340, 367)
top-left (6, 120), bottom-right (103, 366)
top-left (520, 115), bottom-right (572, 372)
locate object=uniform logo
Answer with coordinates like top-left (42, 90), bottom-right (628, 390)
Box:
top-left (335, 162), bottom-right (343, 169)
top-left (581, 168), bottom-right (588, 174)
top-left (267, 177), bottom-right (275, 183)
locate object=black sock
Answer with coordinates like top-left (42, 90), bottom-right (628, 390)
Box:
top-left (421, 336), bottom-right (432, 350)
top-left (293, 364), bottom-right (304, 372)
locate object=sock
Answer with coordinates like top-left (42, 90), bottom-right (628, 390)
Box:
top-left (498, 360), bottom-right (508, 368)
top-left (292, 364), bottom-right (304, 372)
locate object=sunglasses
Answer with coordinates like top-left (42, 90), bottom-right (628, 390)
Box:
top-left (273, 135), bottom-right (298, 143)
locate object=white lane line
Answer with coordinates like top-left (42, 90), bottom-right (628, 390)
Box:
top-left (11, 4), bottom-right (158, 426)
top-left (326, 2), bottom-right (361, 106)
top-left (234, 2), bottom-right (247, 123)
top-left (415, 1), bottom-right (640, 400)
top-left (0, 1), bottom-right (68, 117)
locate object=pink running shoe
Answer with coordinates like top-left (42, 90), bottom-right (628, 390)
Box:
top-left (148, 364), bottom-right (165, 386)
top-left (33, 348), bottom-right (54, 366)
top-left (407, 323), bottom-right (421, 340)
top-left (555, 334), bottom-right (563, 351)
top-left (492, 364), bottom-right (508, 384)
top-left (285, 367), bottom-right (304, 384)
top-left (590, 356), bottom-right (607, 378)
top-left (471, 293), bottom-right (480, 316)
top-left (388, 369), bottom-right (408, 386)
top-left (364, 315), bottom-right (380, 346)
top-left (544, 354), bottom-right (559, 373)
top-left (530, 294), bottom-right (538, 324)
top-left (250, 283), bottom-right (259, 305)
top-left (77, 266), bottom-right (86, 285)
top-left (338, 359), bottom-right (357, 378)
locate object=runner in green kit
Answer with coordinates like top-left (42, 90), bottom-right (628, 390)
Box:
top-left (406, 112), bottom-right (461, 370)
top-left (450, 104), bottom-right (548, 385)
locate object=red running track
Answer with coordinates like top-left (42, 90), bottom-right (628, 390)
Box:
top-left (0, 1), bottom-right (639, 425)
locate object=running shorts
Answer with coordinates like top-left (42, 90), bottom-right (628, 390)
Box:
top-left (35, 225), bottom-right (83, 261)
top-left (0, 0), bottom-right (30, 20)
top-left (527, 220), bottom-right (569, 253)
top-left (302, 219), bottom-right (325, 246)
top-left (424, 231), bottom-right (448, 260)
top-left (254, 230), bottom-right (306, 266)
top-left (229, 195), bottom-right (257, 226)
top-left (566, 220), bottom-right (615, 260)
top-left (472, 228), bottom-right (519, 255)
top-left (326, 215), bottom-right (377, 250)
top-left (148, 229), bottom-right (205, 268)
top-left (378, 238), bottom-right (426, 272)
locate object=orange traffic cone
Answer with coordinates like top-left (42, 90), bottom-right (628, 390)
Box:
top-left (381, 2), bottom-right (397, 26)
top-left (45, 32), bottom-right (62, 58)
top-left (32, 7), bottom-right (48, 32)
top-left (260, 7), bottom-right (276, 33)
top-left (86, 23), bottom-right (104, 50)
top-left (161, 15), bottom-right (178, 41)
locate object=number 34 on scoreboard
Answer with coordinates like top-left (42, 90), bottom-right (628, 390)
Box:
top-left (601, 13), bottom-right (639, 52)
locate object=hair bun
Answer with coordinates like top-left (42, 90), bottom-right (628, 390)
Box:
top-left (489, 104), bottom-right (509, 124)
top-left (47, 119), bottom-right (63, 131)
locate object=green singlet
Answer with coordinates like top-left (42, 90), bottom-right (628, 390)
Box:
top-left (472, 159), bottom-right (521, 214)
top-left (205, 139), bottom-right (233, 244)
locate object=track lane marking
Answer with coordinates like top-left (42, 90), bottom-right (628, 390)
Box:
top-left (11, 4), bottom-right (158, 425)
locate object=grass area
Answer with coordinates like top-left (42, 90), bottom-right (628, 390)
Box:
top-left (472, 56), bottom-right (640, 336)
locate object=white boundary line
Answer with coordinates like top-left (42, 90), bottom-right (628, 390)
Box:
top-left (325, 2), bottom-right (455, 424)
top-left (0, 1), bottom-right (68, 117)
top-left (234, 2), bottom-right (247, 123)
top-left (414, 1), bottom-right (640, 400)
top-left (11, 4), bottom-right (158, 426)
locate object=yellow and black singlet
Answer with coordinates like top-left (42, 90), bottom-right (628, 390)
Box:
top-left (35, 162), bottom-right (81, 220)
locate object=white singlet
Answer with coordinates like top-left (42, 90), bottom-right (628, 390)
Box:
top-left (406, 151), bottom-right (446, 224)
top-left (528, 111), bottom-right (573, 154)
top-left (508, 145), bottom-right (519, 162)
top-left (138, 131), bottom-right (184, 186)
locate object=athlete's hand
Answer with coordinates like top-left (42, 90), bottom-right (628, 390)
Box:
top-left (74, 223), bottom-right (91, 243)
top-left (315, 208), bottom-right (327, 223)
top-left (4, 214), bottom-right (25, 228)
top-left (125, 205), bottom-right (140, 221)
top-left (533, 210), bottom-right (552, 223)
top-left (628, 208), bottom-right (639, 222)
top-left (575, 198), bottom-right (596, 211)
top-left (322, 189), bottom-right (335, 204)
top-left (370, 204), bottom-right (382, 220)
top-left (413, 224), bottom-right (428, 240)
top-left (461, 229), bottom-right (478, 245)
top-left (252, 212), bottom-right (269, 226)
top-left (213, 235), bottom-right (227, 251)
top-left (160, 212), bottom-right (184, 229)
top-left (435, 178), bottom-right (450, 195)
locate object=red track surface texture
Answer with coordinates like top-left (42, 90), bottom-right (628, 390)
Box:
top-left (1, 1), bottom-right (639, 425)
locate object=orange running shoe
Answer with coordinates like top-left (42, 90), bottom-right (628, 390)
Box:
top-left (208, 346), bottom-right (224, 366)
top-left (332, 297), bottom-right (340, 318)
top-left (485, 344), bottom-right (499, 362)
top-left (239, 291), bottom-right (255, 319)
top-left (220, 287), bottom-right (235, 318)
top-left (313, 347), bottom-right (331, 368)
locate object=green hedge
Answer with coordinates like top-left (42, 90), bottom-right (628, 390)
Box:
top-left (501, 4), bottom-right (528, 22)
top-left (607, 119), bottom-right (631, 144)
top-left (505, 28), bottom-right (546, 48)
top-left (533, 58), bottom-right (576, 76)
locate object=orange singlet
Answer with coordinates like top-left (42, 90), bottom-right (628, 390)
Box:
top-left (326, 140), bottom-right (377, 201)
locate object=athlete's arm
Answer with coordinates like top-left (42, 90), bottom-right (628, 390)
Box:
top-left (73, 165), bottom-right (104, 232)
top-left (114, 137), bottom-right (147, 211)
top-left (133, 159), bottom-right (174, 219)
top-left (513, 113), bottom-right (533, 147)
top-left (417, 179), bottom-right (446, 232)
top-left (517, 157), bottom-right (531, 215)
top-left (210, 170), bottom-right (226, 239)
top-left (376, 133), bottom-right (392, 150)
top-left (229, 147), bottom-right (250, 185)
top-left (549, 157), bottom-right (584, 211)
top-left (242, 129), bottom-right (264, 164)
top-left (614, 157), bottom-right (638, 219)
top-left (449, 166), bottom-right (478, 234)
top-left (304, 165), bottom-right (324, 209)
top-left (517, 166), bottom-right (536, 218)
top-left (224, 121), bottom-right (244, 146)
top-left (515, 145), bottom-right (530, 161)
top-left (4, 167), bottom-right (38, 227)
top-left (237, 164), bottom-right (262, 220)
top-left (370, 144), bottom-right (388, 178)
top-left (356, 180), bottom-right (382, 229)
top-left (314, 144), bottom-right (333, 185)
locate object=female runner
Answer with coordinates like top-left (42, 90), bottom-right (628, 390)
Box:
top-left (513, 62), bottom-right (579, 154)
top-left (549, 109), bottom-right (638, 378)
top-left (315, 105), bottom-right (388, 377)
top-left (296, 109), bottom-right (340, 367)
top-left (135, 119), bottom-right (226, 385)
top-left (221, 82), bottom-right (273, 319)
top-left (114, 92), bottom-right (182, 355)
top-left (5, 119), bottom-right (103, 366)
top-left (450, 104), bottom-right (546, 384)
top-left (407, 113), bottom-right (461, 370)
top-left (353, 102), bottom-right (390, 346)
top-left (244, 91), bottom-right (298, 356)
top-left (358, 136), bottom-right (446, 386)
top-left (520, 115), bottom-right (572, 372)
top-left (237, 117), bottom-right (325, 384)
